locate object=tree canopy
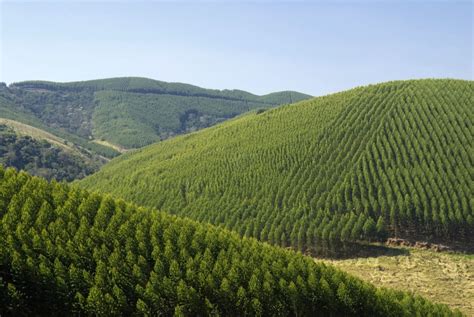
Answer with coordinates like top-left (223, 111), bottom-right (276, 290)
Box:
top-left (0, 166), bottom-right (461, 316)
top-left (80, 79), bottom-right (474, 253)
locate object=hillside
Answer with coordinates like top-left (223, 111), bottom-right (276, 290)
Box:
top-left (80, 79), bottom-right (473, 254)
top-left (1, 77), bottom-right (311, 149)
top-left (0, 89), bottom-right (119, 159)
top-left (0, 166), bottom-right (461, 316)
top-left (0, 123), bottom-right (100, 181)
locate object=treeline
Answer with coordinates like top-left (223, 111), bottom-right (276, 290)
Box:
top-left (0, 166), bottom-right (461, 316)
top-left (0, 125), bottom-right (97, 181)
top-left (92, 91), bottom-right (280, 148)
top-left (3, 77), bottom-right (311, 149)
top-left (79, 79), bottom-right (474, 252)
top-left (11, 77), bottom-right (310, 104)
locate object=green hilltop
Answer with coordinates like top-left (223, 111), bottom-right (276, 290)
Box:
top-left (0, 77), bottom-right (311, 151)
top-left (79, 79), bottom-right (474, 254)
top-left (0, 166), bottom-right (461, 316)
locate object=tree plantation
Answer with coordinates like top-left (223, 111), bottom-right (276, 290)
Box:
top-left (79, 79), bottom-right (474, 254)
top-left (3, 0), bottom-right (472, 314)
top-left (0, 166), bottom-right (462, 316)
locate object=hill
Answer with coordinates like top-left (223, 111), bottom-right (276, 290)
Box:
top-left (79, 79), bottom-right (473, 254)
top-left (0, 88), bottom-right (120, 159)
top-left (0, 166), bottom-right (461, 316)
top-left (0, 123), bottom-right (100, 181)
top-left (1, 77), bottom-right (311, 150)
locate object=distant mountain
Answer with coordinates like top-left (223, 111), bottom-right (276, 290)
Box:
top-left (0, 77), bottom-right (312, 150)
top-left (0, 166), bottom-right (460, 316)
top-left (80, 79), bottom-right (474, 253)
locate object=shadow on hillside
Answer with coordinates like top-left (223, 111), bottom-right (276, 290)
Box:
top-left (308, 243), bottom-right (410, 260)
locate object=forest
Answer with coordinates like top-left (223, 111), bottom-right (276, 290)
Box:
top-left (0, 166), bottom-right (461, 316)
top-left (80, 79), bottom-right (474, 255)
top-left (0, 124), bottom-right (98, 181)
top-left (0, 77), bottom-right (311, 151)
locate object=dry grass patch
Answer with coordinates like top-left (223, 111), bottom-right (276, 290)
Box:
top-left (322, 249), bottom-right (474, 315)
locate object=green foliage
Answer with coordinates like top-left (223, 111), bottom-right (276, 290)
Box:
top-left (0, 166), bottom-right (461, 316)
top-left (2, 77), bottom-right (311, 149)
top-left (80, 79), bottom-right (474, 252)
top-left (0, 125), bottom-right (98, 181)
top-left (0, 95), bottom-right (119, 160)
top-left (92, 91), bottom-right (281, 148)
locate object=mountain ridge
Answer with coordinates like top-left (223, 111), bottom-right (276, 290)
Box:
top-left (8, 77), bottom-right (311, 104)
top-left (1, 77), bottom-right (312, 150)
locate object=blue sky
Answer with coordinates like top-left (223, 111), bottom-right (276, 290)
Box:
top-left (0, 1), bottom-right (472, 96)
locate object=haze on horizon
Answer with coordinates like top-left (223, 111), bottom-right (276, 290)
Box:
top-left (0, 0), bottom-right (472, 96)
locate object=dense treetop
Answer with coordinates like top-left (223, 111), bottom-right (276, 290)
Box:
top-left (0, 77), bottom-right (311, 150)
top-left (80, 79), bottom-right (474, 252)
top-left (0, 166), bottom-right (461, 316)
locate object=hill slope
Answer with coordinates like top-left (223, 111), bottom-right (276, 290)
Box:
top-left (0, 166), bottom-right (461, 316)
top-left (80, 79), bottom-right (473, 253)
top-left (0, 88), bottom-right (120, 159)
top-left (1, 77), bottom-right (311, 149)
top-left (0, 123), bottom-right (100, 181)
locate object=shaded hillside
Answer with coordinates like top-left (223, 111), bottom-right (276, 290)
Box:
top-left (1, 77), bottom-right (311, 149)
top-left (0, 124), bottom-right (99, 181)
top-left (80, 79), bottom-right (473, 253)
top-left (0, 166), bottom-right (461, 316)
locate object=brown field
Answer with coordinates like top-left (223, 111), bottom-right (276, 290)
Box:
top-left (321, 248), bottom-right (474, 315)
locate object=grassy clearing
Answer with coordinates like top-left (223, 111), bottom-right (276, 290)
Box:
top-left (322, 248), bottom-right (474, 315)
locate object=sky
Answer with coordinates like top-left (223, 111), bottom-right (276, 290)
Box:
top-left (0, 1), bottom-right (472, 96)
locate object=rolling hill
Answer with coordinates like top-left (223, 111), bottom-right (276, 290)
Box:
top-left (79, 79), bottom-right (473, 254)
top-left (0, 77), bottom-right (312, 150)
top-left (0, 166), bottom-right (461, 316)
